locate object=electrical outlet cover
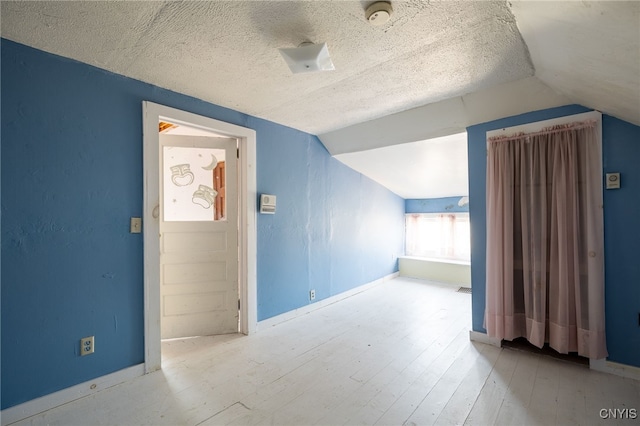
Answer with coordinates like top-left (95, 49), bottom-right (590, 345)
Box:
top-left (81, 336), bottom-right (95, 356)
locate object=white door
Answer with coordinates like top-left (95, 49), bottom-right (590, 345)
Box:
top-left (159, 134), bottom-right (238, 339)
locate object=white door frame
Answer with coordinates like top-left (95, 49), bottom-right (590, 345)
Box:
top-left (142, 101), bottom-right (257, 373)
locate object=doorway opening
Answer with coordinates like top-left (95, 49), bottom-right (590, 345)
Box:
top-left (159, 131), bottom-right (238, 339)
top-left (142, 102), bottom-right (257, 373)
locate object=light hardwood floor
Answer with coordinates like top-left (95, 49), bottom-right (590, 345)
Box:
top-left (13, 278), bottom-right (640, 425)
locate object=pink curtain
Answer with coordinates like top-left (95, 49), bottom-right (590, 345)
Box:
top-left (485, 121), bottom-right (607, 359)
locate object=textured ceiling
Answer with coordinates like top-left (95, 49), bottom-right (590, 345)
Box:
top-left (2, 1), bottom-right (638, 199)
top-left (0, 0), bottom-right (533, 135)
top-left (319, 1), bottom-right (640, 156)
top-left (510, 1), bottom-right (640, 128)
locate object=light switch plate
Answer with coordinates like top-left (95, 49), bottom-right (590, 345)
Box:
top-left (130, 217), bottom-right (142, 233)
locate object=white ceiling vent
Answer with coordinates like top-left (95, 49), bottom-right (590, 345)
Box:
top-left (366, 2), bottom-right (393, 26)
top-left (279, 42), bottom-right (335, 74)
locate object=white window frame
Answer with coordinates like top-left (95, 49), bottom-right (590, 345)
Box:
top-left (405, 212), bottom-right (470, 262)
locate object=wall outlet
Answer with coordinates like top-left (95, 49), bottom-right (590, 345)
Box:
top-left (81, 336), bottom-right (95, 356)
top-left (309, 289), bottom-right (316, 300)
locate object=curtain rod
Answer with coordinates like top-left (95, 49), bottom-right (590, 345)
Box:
top-left (488, 119), bottom-right (597, 143)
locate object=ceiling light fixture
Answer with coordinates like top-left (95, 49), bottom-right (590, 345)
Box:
top-left (279, 42), bottom-right (335, 74)
top-left (366, 1), bottom-right (393, 26)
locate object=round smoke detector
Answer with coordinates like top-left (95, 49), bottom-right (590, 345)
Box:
top-left (366, 2), bottom-right (393, 26)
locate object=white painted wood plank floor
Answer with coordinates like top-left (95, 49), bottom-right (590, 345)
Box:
top-left (14, 277), bottom-right (640, 426)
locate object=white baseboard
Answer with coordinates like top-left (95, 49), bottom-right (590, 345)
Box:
top-left (469, 330), bottom-right (502, 347)
top-left (256, 271), bottom-right (400, 331)
top-left (1, 364), bottom-right (145, 426)
top-left (465, 334), bottom-right (640, 381)
top-left (590, 358), bottom-right (640, 381)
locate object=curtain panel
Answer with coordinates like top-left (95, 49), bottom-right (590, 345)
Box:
top-left (485, 121), bottom-right (607, 359)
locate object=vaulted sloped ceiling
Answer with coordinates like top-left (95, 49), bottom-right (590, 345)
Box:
top-left (511, 1), bottom-right (640, 129)
top-left (1, 1), bottom-right (638, 199)
top-left (1, 0), bottom-right (534, 136)
top-left (320, 1), bottom-right (640, 156)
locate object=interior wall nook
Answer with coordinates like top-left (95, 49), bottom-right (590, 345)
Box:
top-left (467, 104), bottom-right (640, 370)
top-left (484, 111), bottom-right (606, 359)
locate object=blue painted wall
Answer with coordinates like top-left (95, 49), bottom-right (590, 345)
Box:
top-left (256, 130), bottom-right (404, 320)
top-left (405, 196), bottom-right (469, 214)
top-left (601, 115), bottom-right (640, 367)
top-left (0, 39), bottom-right (404, 409)
top-left (467, 105), bottom-right (640, 368)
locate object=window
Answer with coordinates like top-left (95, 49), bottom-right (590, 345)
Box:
top-left (162, 146), bottom-right (227, 222)
top-left (405, 213), bottom-right (470, 261)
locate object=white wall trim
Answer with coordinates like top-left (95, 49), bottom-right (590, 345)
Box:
top-left (256, 272), bottom-right (399, 331)
top-left (590, 358), bottom-right (640, 381)
top-left (237, 128), bottom-right (258, 335)
top-left (467, 333), bottom-right (640, 381)
top-left (142, 102), bottom-right (257, 374)
top-left (469, 330), bottom-right (502, 348)
top-left (318, 76), bottom-right (571, 156)
top-left (0, 364), bottom-right (144, 426)
top-left (486, 110), bottom-right (602, 139)
top-left (397, 256), bottom-right (470, 266)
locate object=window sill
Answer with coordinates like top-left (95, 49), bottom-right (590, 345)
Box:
top-left (398, 256), bottom-right (471, 285)
top-left (398, 256), bottom-right (470, 266)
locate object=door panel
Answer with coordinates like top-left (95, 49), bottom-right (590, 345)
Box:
top-left (162, 231), bottom-right (227, 253)
top-left (159, 135), bottom-right (238, 339)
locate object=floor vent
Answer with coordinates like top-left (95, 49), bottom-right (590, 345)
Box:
top-left (457, 287), bottom-right (472, 294)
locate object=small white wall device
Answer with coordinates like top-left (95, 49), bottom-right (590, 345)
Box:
top-left (605, 173), bottom-right (621, 190)
top-left (260, 194), bottom-right (276, 214)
